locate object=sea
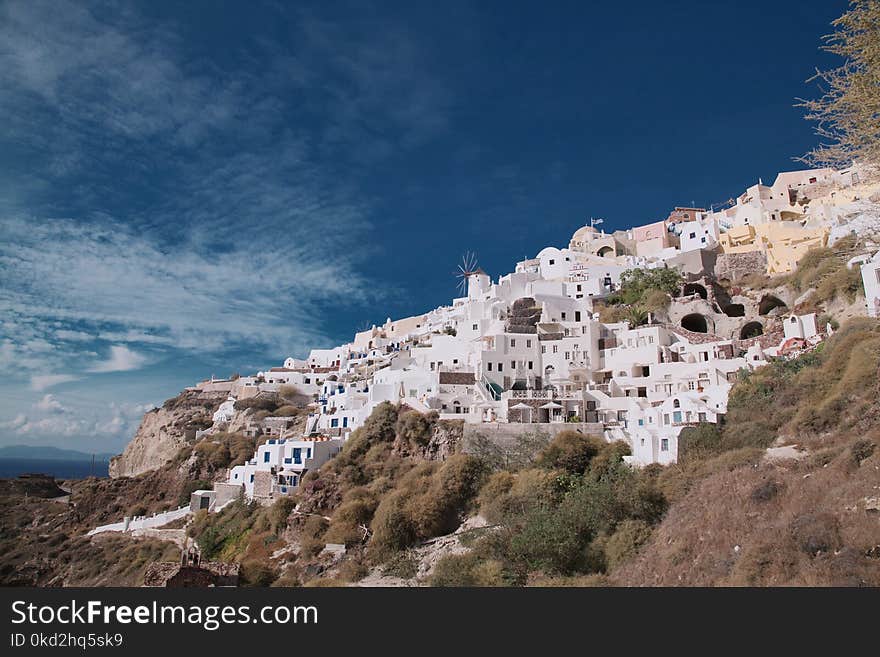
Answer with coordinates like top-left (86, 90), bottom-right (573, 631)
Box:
top-left (0, 458), bottom-right (110, 479)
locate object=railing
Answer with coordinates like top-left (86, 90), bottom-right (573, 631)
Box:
top-left (509, 389), bottom-right (559, 400)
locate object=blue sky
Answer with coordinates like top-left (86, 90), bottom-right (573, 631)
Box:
top-left (0, 0), bottom-right (846, 452)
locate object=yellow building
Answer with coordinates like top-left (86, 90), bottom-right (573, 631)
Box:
top-left (718, 223), bottom-right (829, 275)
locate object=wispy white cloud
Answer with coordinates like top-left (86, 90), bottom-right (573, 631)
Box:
top-left (0, 213), bottom-right (378, 372)
top-left (0, 1), bottom-right (454, 450)
top-left (30, 374), bottom-right (80, 392)
top-left (87, 345), bottom-right (148, 373)
top-left (34, 394), bottom-right (67, 414)
top-left (1, 401), bottom-right (152, 440)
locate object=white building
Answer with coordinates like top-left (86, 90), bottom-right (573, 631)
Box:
top-left (861, 252), bottom-right (880, 318)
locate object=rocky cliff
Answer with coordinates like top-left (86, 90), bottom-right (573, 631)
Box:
top-left (109, 389), bottom-right (225, 478)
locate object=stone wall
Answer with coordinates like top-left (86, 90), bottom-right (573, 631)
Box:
top-left (213, 482), bottom-right (245, 507)
top-left (252, 470), bottom-right (273, 498)
top-left (714, 251), bottom-right (768, 282)
top-left (463, 421), bottom-right (603, 450)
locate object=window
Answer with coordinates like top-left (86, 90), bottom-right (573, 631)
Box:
top-left (511, 361), bottom-right (516, 370)
top-left (698, 413), bottom-right (706, 422)
top-left (664, 414), bottom-right (670, 424)
top-left (331, 418), bottom-right (338, 428)
top-left (689, 232), bottom-right (696, 239)
top-left (528, 361), bottom-right (533, 369)
top-left (510, 339), bottom-right (516, 347)
top-left (673, 398), bottom-right (680, 408)
top-left (688, 381), bottom-right (695, 390)
top-left (673, 411), bottom-right (682, 423)
top-left (575, 311), bottom-right (581, 322)
top-left (473, 323), bottom-right (478, 330)
top-left (577, 284), bottom-right (582, 292)
top-left (638, 419), bottom-right (644, 426)
top-left (498, 363), bottom-right (503, 372)
top-left (542, 345), bottom-right (546, 354)
top-left (561, 312), bottom-right (567, 320)
top-left (263, 452), bottom-right (270, 463)
top-left (661, 439), bottom-right (669, 452)
top-left (565, 352), bottom-right (570, 360)
top-left (487, 362), bottom-right (492, 371)
top-left (250, 474), bottom-right (254, 483)
top-left (552, 345), bottom-right (558, 354)
top-left (526, 339), bottom-right (532, 348)
top-left (549, 259), bottom-right (555, 265)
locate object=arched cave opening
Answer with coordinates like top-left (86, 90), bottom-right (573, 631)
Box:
top-left (683, 283), bottom-right (708, 300)
top-left (681, 313), bottom-right (708, 333)
top-left (758, 294), bottom-right (787, 316)
top-left (723, 304), bottom-right (745, 317)
top-left (740, 321), bottom-right (764, 339)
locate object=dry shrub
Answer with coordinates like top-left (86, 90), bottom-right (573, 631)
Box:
top-left (529, 573), bottom-right (610, 587)
top-left (324, 496), bottom-right (377, 545)
top-left (303, 577), bottom-right (348, 587)
top-left (750, 480), bottom-right (783, 503)
top-left (336, 557), bottom-right (369, 583)
top-left (479, 468), bottom-right (559, 525)
top-left (396, 410), bottom-right (437, 448)
top-left (536, 431), bottom-right (605, 474)
top-left (789, 513), bottom-right (842, 557)
top-left (656, 448), bottom-right (764, 503)
top-left (849, 438), bottom-right (876, 465)
top-left (240, 558), bottom-right (278, 587)
top-left (369, 455), bottom-right (486, 558)
top-left (604, 519), bottom-right (653, 571)
top-left (430, 553), bottom-right (506, 587)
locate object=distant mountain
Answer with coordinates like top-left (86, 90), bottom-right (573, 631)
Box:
top-left (0, 445), bottom-right (114, 461)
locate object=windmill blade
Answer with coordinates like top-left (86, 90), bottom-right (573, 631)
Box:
top-left (454, 251), bottom-right (480, 295)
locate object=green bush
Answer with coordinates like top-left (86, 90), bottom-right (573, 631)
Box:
top-left (537, 431), bottom-right (605, 474)
top-left (608, 268), bottom-right (682, 306)
top-left (505, 461), bottom-right (666, 574)
top-left (479, 468), bottom-right (560, 525)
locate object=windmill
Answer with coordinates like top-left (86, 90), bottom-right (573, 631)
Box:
top-left (454, 251), bottom-right (480, 296)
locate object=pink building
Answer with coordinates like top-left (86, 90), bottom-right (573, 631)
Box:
top-left (632, 220), bottom-right (671, 257)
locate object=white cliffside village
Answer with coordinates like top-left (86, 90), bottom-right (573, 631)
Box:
top-left (186, 164), bottom-right (879, 501)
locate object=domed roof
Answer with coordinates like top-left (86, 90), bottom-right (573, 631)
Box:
top-left (571, 225), bottom-right (598, 242)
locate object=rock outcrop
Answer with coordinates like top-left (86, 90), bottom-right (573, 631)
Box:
top-left (109, 389), bottom-right (225, 478)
